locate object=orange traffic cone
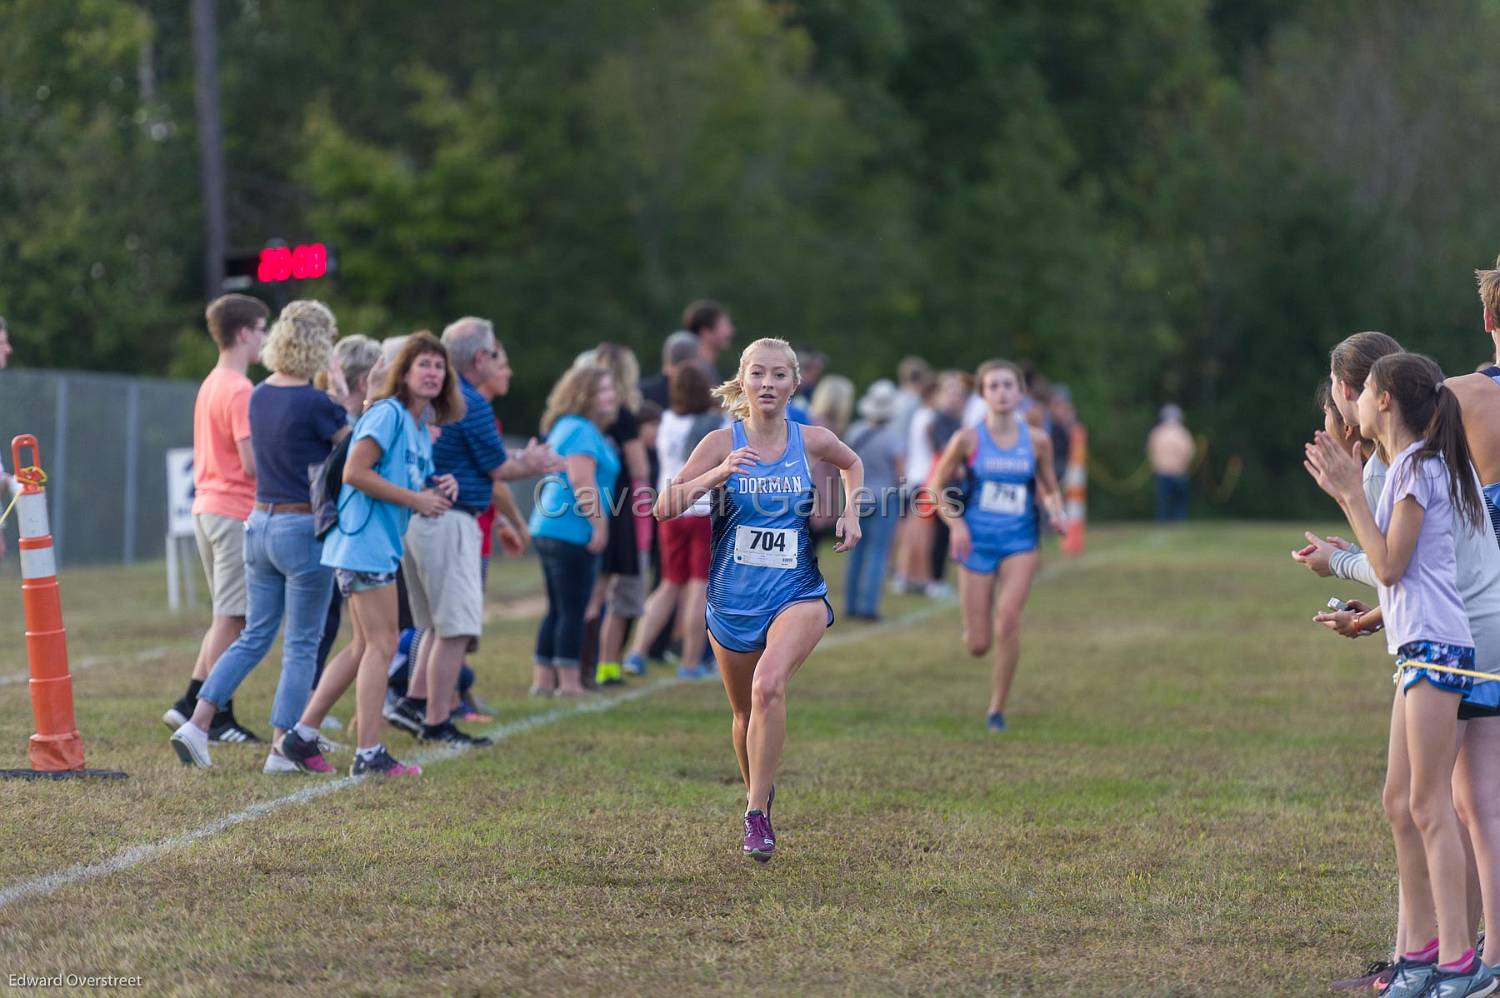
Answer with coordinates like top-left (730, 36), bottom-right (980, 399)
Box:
top-left (1, 435), bottom-right (125, 780)
top-left (1061, 424), bottom-right (1088, 556)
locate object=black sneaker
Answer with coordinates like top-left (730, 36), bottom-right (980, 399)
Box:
top-left (419, 720), bottom-right (493, 747)
top-left (279, 729), bottom-right (337, 774)
top-left (162, 702), bottom-right (192, 730)
top-left (350, 745), bottom-right (421, 777)
top-left (208, 705), bottom-right (264, 744)
top-left (381, 697), bottom-right (425, 737)
top-left (1329, 959), bottom-right (1393, 992)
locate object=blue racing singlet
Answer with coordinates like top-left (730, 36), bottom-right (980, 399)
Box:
top-left (958, 418), bottom-right (1039, 572)
top-left (1483, 367), bottom-right (1500, 544)
top-left (707, 420), bottom-right (828, 622)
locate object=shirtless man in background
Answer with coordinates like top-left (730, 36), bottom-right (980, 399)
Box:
top-left (1147, 404), bottom-right (1195, 522)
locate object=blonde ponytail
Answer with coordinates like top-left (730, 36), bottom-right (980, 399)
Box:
top-left (712, 337), bottom-right (801, 421)
top-left (711, 376), bottom-right (751, 421)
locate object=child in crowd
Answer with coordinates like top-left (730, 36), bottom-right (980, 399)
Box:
top-left (1306, 353), bottom-right (1495, 998)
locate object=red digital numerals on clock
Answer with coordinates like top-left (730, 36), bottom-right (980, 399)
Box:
top-left (256, 243), bottom-right (328, 282)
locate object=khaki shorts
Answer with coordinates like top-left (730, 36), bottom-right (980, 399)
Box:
top-left (402, 509), bottom-right (483, 639)
top-left (605, 562), bottom-right (646, 618)
top-left (193, 512), bottom-right (248, 617)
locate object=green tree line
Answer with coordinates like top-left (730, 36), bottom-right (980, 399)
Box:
top-left (3, 0), bottom-right (1498, 516)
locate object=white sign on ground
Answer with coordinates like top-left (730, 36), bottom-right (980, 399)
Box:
top-left (164, 448), bottom-right (197, 611)
top-left (166, 448), bottom-right (195, 539)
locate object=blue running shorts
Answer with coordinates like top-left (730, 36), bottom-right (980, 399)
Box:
top-left (959, 537), bottom-right (1039, 575)
top-left (707, 597), bottom-right (835, 654)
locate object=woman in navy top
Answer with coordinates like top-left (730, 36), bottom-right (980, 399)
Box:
top-left (170, 300), bottom-right (351, 773)
top-left (656, 337), bottom-right (863, 864)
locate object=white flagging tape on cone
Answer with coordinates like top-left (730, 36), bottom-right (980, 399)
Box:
top-left (15, 492), bottom-right (54, 580)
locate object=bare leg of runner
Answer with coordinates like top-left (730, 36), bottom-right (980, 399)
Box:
top-left (989, 551), bottom-right (1039, 715)
top-left (958, 566), bottom-right (996, 659)
top-left (742, 601), bottom-right (828, 813)
top-left (715, 637), bottom-right (758, 791)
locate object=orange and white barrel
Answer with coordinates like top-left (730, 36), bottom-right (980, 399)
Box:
top-left (1061, 424), bottom-right (1087, 556)
top-left (11, 435), bottom-right (84, 772)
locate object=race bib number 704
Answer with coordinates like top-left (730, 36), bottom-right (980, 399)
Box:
top-left (978, 481), bottom-right (1027, 516)
top-left (733, 526), bottom-right (798, 569)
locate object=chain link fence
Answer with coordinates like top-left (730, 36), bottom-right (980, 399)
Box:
top-left (0, 369), bottom-right (197, 570)
top-left (0, 368), bottom-right (542, 573)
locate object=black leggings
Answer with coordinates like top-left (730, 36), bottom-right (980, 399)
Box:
top-left (534, 536), bottom-right (599, 668)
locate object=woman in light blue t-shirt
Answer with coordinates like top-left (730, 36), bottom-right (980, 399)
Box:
top-left (297, 332), bottom-right (462, 778)
top-left (528, 364), bottom-right (621, 696)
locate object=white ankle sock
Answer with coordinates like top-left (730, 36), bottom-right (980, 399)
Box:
top-left (293, 723), bottom-right (319, 742)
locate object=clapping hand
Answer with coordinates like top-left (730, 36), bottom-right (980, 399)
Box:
top-left (1303, 431), bottom-right (1363, 503)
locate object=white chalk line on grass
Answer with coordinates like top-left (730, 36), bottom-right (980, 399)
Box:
top-left (0, 598), bottom-right (965, 913)
top-left (0, 677), bottom-right (680, 911)
top-left (0, 642), bottom-right (192, 688)
top-left (0, 552), bottom-right (1112, 911)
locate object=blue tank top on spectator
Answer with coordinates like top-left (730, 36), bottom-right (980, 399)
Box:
top-left (248, 383), bottom-right (347, 504)
top-left (963, 419), bottom-right (1038, 550)
top-left (321, 398), bottom-right (433, 573)
top-left (529, 414), bottom-right (621, 546)
top-left (431, 375), bottom-right (508, 514)
top-left (707, 420), bottom-right (828, 618)
top-left (1480, 366), bottom-right (1500, 543)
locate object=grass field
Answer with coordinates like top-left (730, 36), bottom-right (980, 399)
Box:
top-left (0, 523), bottom-right (1405, 994)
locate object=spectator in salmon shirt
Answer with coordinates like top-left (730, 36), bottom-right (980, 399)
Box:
top-left (162, 294), bottom-right (269, 744)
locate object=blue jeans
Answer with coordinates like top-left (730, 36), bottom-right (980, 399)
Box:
top-left (533, 536), bottom-right (599, 668)
top-left (1154, 474), bottom-right (1190, 522)
top-left (845, 505), bottom-right (897, 618)
top-left (199, 510), bottom-right (334, 729)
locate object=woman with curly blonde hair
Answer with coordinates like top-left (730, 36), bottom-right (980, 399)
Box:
top-left (528, 363), bottom-right (622, 696)
top-left (171, 300), bottom-right (354, 774)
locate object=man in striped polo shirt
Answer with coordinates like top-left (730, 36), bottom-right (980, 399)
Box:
top-left (386, 316), bottom-right (560, 745)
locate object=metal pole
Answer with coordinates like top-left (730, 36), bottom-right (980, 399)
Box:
top-left (166, 535), bottom-right (179, 612)
top-left (192, 0), bottom-right (226, 296)
top-left (122, 382), bottom-right (140, 564)
top-left (50, 377), bottom-right (67, 563)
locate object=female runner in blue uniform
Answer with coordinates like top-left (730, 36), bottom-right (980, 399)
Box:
top-left (656, 337), bottom-right (863, 863)
top-left (931, 360), bottom-right (1064, 732)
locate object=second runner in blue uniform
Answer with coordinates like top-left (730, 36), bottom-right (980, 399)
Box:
top-left (931, 360), bottom-right (1064, 734)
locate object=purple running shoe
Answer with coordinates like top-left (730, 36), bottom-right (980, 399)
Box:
top-left (743, 810), bottom-right (775, 863)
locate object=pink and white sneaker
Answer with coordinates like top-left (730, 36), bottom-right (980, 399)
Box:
top-left (278, 730), bottom-right (336, 774)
